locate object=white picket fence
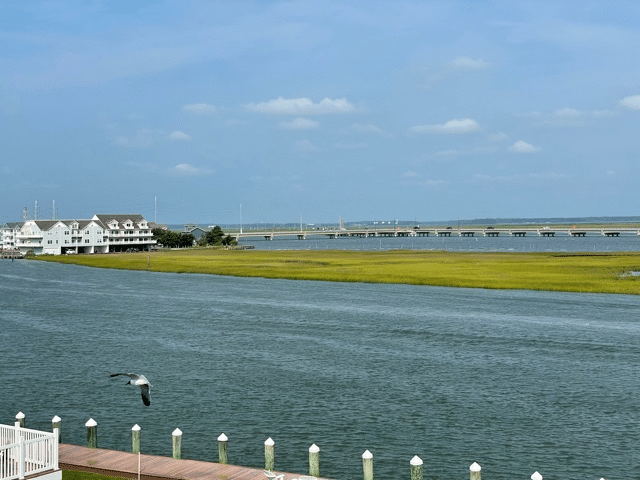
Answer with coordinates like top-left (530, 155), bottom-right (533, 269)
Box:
top-left (0, 423), bottom-right (59, 480)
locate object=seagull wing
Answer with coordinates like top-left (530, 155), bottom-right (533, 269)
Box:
top-left (110, 373), bottom-right (138, 379)
top-left (140, 384), bottom-right (151, 406)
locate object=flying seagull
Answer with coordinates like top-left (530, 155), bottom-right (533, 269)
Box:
top-left (110, 373), bottom-right (152, 406)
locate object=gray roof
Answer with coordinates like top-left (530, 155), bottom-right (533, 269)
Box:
top-left (33, 220), bottom-right (68, 231)
top-left (1, 222), bottom-right (24, 229)
top-left (30, 219), bottom-right (105, 231)
top-left (93, 214), bottom-right (148, 229)
top-left (2, 214), bottom-right (150, 232)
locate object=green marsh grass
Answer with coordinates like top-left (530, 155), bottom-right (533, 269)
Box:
top-left (34, 249), bottom-right (640, 294)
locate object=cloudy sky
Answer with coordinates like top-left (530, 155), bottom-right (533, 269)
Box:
top-left (2, 1), bottom-right (640, 225)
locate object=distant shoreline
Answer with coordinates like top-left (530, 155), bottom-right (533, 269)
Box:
top-left (33, 249), bottom-right (640, 295)
top-left (167, 218), bottom-right (640, 232)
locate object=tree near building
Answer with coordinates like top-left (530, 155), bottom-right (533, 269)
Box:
top-left (152, 228), bottom-right (195, 248)
top-left (197, 226), bottom-right (237, 247)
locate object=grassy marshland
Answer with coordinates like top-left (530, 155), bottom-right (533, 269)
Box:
top-left (34, 249), bottom-right (640, 295)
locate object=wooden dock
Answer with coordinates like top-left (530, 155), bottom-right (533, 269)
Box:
top-left (59, 444), bottom-right (324, 480)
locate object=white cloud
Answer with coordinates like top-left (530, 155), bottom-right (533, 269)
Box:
top-left (450, 56), bottom-right (489, 70)
top-left (277, 117), bottom-right (320, 130)
top-left (334, 142), bottom-right (369, 149)
top-left (183, 103), bottom-right (218, 114)
top-left (168, 163), bottom-right (213, 175)
top-left (433, 146), bottom-right (498, 157)
top-left (114, 129), bottom-right (155, 148)
top-left (351, 123), bottom-right (392, 137)
top-left (245, 97), bottom-right (355, 115)
top-left (508, 140), bottom-right (541, 153)
top-left (409, 118), bottom-right (480, 134)
top-left (124, 160), bottom-right (160, 172)
top-left (523, 108), bottom-right (615, 127)
top-left (293, 139), bottom-right (319, 154)
top-left (620, 95), bottom-right (640, 109)
top-left (421, 179), bottom-right (446, 187)
top-left (403, 170), bottom-right (421, 178)
top-left (471, 172), bottom-right (567, 184)
top-left (488, 132), bottom-right (509, 142)
top-left (168, 130), bottom-right (192, 141)
top-left (606, 170), bottom-right (616, 177)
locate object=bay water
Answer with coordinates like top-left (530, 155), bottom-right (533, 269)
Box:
top-left (238, 230), bottom-right (640, 252)
top-left (2, 259), bottom-right (640, 480)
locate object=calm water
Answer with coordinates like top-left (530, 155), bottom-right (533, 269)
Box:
top-left (2, 260), bottom-right (640, 480)
top-left (238, 231), bottom-right (640, 252)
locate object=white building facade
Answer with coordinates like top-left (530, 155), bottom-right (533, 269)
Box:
top-left (2, 214), bottom-right (156, 256)
top-left (0, 222), bottom-right (21, 252)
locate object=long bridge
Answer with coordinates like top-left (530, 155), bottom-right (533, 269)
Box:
top-left (231, 227), bottom-right (640, 241)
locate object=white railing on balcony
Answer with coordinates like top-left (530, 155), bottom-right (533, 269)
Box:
top-left (0, 423), bottom-right (58, 480)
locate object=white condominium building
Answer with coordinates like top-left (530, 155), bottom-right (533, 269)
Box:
top-left (2, 214), bottom-right (156, 256)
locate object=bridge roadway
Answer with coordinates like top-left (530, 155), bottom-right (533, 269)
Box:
top-left (231, 227), bottom-right (640, 241)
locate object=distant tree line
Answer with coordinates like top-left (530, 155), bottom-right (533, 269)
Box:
top-left (152, 226), bottom-right (237, 249)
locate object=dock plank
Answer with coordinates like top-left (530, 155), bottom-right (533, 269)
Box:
top-left (58, 444), bottom-right (326, 480)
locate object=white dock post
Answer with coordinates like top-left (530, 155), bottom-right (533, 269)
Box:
top-left (53, 426), bottom-right (59, 471)
top-left (217, 433), bottom-right (228, 464)
top-left (309, 444), bottom-right (320, 477)
top-left (410, 455), bottom-right (423, 480)
top-left (172, 428), bottom-right (182, 459)
top-left (16, 412), bottom-right (25, 428)
top-left (18, 435), bottom-right (25, 480)
top-left (264, 437), bottom-right (275, 471)
top-left (132, 424), bottom-right (141, 454)
top-left (52, 416), bottom-right (61, 443)
top-left (470, 462), bottom-right (481, 480)
top-left (85, 418), bottom-right (97, 448)
top-left (362, 450), bottom-right (373, 480)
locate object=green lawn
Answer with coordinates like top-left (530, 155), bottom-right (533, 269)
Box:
top-left (33, 249), bottom-right (640, 295)
top-left (63, 471), bottom-right (129, 480)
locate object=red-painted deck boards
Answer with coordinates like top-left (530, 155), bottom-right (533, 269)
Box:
top-left (58, 444), bottom-right (326, 480)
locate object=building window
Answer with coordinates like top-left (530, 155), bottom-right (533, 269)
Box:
top-left (85, 239), bottom-right (90, 243)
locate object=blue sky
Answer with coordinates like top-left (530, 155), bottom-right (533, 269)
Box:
top-left (2, 1), bottom-right (640, 225)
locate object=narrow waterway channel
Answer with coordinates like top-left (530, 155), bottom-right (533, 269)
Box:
top-left (2, 260), bottom-right (639, 480)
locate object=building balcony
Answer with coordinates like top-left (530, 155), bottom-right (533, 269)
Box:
top-left (16, 241), bottom-right (42, 246)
